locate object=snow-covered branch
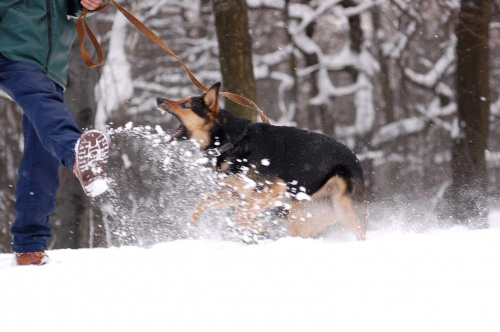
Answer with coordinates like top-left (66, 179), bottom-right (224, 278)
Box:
top-left (247, 0), bottom-right (285, 10)
top-left (389, 0), bottom-right (422, 24)
top-left (382, 20), bottom-right (417, 58)
top-left (372, 117), bottom-right (427, 146)
top-left (404, 37), bottom-right (456, 89)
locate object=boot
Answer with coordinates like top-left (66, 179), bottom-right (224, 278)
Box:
top-left (15, 252), bottom-right (50, 266)
top-left (74, 130), bottom-right (110, 197)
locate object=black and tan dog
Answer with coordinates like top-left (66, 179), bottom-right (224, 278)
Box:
top-left (157, 83), bottom-right (367, 240)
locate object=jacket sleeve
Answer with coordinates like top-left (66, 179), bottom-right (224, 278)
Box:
top-left (67, 0), bottom-right (109, 19)
top-left (67, 0), bottom-right (83, 18)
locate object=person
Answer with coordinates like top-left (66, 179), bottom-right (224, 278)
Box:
top-left (0, 0), bottom-right (109, 265)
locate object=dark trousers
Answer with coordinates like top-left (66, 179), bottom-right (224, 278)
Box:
top-left (0, 54), bottom-right (82, 252)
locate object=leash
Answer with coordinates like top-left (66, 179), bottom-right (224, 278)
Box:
top-left (76, 0), bottom-right (270, 124)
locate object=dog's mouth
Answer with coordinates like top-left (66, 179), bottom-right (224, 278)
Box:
top-left (158, 110), bottom-right (187, 141)
top-left (156, 98), bottom-right (188, 142)
top-left (171, 124), bottom-right (186, 141)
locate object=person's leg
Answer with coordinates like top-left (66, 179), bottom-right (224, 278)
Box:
top-left (11, 115), bottom-right (61, 253)
top-left (1, 55), bottom-right (109, 258)
top-left (0, 55), bottom-right (81, 168)
top-left (0, 55), bottom-right (81, 254)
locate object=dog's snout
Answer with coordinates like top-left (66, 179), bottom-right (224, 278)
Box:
top-left (156, 97), bottom-right (170, 115)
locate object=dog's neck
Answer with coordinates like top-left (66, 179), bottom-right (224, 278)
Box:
top-left (210, 109), bottom-right (251, 149)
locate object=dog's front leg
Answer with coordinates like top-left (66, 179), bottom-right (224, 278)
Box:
top-left (189, 175), bottom-right (286, 231)
top-left (190, 174), bottom-right (256, 224)
top-left (190, 175), bottom-right (253, 223)
top-left (189, 187), bottom-right (241, 224)
top-left (233, 178), bottom-right (286, 231)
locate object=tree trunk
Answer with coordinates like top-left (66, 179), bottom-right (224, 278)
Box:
top-left (447, 0), bottom-right (491, 227)
top-left (304, 18), bottom-right (332, 135)
top-left (0, 98), bottom-right (23, 252)
top-left (211, 0), bottom-right (257, 120)
top-left (372, 5), bottom-right (395, 124)
top-left (284, 0), bottom-right (300, 123)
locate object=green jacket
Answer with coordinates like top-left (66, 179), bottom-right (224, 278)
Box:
top-left (0, 0), bottom-right (80, 89)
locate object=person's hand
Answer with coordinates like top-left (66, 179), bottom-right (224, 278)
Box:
top-left (80, 0), bottom-right (104, 11)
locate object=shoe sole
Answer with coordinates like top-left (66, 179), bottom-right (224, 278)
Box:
top-left (75, 130), bottom-right (110, 197)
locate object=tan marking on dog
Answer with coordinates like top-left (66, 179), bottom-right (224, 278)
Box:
top-left (190, 187), bottom-right (241, 224)
top-left (286, 176), bottom-right (366, 240)
top-left (160, 97), bottom-right (213, 149)
top-left (187, 123), bottom-right (212, 149)
top-left (231, 176), bottom-right (286, 230)
top-left (219, 162), bottom-right (230, 172)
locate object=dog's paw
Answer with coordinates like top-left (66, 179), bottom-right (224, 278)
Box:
top-left (188, 213), bottom-right (200, 226)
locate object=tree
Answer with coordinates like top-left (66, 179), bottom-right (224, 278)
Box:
top-left (212, 0), bottom-right (257, 120)
top-left (293, 0), bottom-right (332, 135)
top-left (446, 0), bottom-right (492, 227)
top-left (0, 97), bottom-right (22, 252)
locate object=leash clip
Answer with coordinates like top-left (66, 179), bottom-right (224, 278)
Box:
top-left (209, 147), bottom-right (222, 157)
top-left (208, 142), bottom-right (234, 157)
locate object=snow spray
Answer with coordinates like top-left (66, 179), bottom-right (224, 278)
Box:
top-left (95, 123), bottom-right (287, 247)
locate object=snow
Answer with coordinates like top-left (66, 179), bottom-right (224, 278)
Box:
top-left (1, 212), bottom-right (500, 332)
top-left (295, 192), bottom-right (311, 201)
top-left (86, 178), bottom-right (110, 198)
top-left (247, 0), bottom-right (285, 10)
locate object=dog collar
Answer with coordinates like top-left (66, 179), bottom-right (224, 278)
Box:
top-left (208, 142), bottom-right (234, 157)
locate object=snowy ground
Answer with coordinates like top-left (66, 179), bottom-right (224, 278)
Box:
top-left (1, 212), bottom-right (500, 332)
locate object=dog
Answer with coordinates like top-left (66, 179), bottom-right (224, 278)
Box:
top-left (156, 82), bottom-right (367, 240)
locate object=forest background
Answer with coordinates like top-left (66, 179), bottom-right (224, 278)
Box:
top-left (0, 0), bottom-right (499, 252)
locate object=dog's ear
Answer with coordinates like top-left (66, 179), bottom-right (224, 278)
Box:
top-left (203, 82), bottom-right (221, 115)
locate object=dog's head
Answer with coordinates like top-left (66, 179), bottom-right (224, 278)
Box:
top-left (157, 82), bottom-right (221, 149)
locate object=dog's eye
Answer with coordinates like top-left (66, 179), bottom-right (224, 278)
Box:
top-left (180, 102), bottom-right (189, 109)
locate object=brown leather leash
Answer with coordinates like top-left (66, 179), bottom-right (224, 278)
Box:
top-left (77, 0), bottom-right (270, 124)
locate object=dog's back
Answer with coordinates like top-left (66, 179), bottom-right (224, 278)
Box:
top-left (216, 116), bottom-right (365, 200)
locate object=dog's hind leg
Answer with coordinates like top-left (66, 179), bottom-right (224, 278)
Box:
top-left (286, 177), bottom-right (344, 238)
top-left (330, 177), bottom-right (366, 241)
top-left (335, 193), bottom-right (366, 241)
top-left (286, 200), bottom-right (330, 238)
top-left (286, 176), bottom-right (366, 240)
